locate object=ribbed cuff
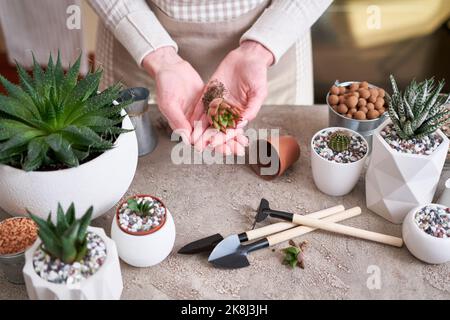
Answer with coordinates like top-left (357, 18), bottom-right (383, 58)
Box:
top-left (114, 10), bottom-right (178, 67)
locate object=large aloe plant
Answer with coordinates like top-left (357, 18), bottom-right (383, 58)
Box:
top-left (0, 53), bottom-right (129, 171)
top-left (29, 203), bottom-right (93, 264)
top-left (387, 75), bottom-right (450, 139)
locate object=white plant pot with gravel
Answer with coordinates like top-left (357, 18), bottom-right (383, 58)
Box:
top-left (23, 227), bottom-right (123, 300)
top-left (0, 114), bottom-right (138, 220)
top-left (111, 195), bottom-right (176, 267)
top-left (311, 127), bottom-right (368, 196)
top-left (402, 204), bottom-right (450, 264)
top-left (366, 119), bottom-right (449, 224)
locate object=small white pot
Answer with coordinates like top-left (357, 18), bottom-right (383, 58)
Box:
top-left (23, 227), bottom-right (123, 300)
top-left (111, 196), bottom-right (176, 267)
top-left (403, 204), bottom-right (450, 264)
top-left (366, 120), bottom-right (449, 224)
top-left (311, 127), bottom-right (368, 196)
top-left (0, 114), bottom-right (138, 220)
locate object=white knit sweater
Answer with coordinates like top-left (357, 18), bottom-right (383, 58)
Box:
top-left (89, 0), bottom-right (332, 66)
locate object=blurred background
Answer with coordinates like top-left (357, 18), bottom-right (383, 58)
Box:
top-left (0, 0), bottom-right (449, 103)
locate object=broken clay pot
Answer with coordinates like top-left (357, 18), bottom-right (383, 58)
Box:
top-left (249, 135), bottom-right (300, 180)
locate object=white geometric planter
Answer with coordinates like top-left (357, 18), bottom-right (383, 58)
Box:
top-left (23, 227), bottom-right (123, 300)
top-left (366, 120), bottom-right (449, 224)
top-left (0, 114), bottom-right (138, 220)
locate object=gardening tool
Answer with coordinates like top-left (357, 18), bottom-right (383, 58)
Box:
top-left (253, 199), bottom-right (344, 229)
top-left (120, 87), bottom-right (158, 156)
top-left (178, 204), bottom-right (345, 254)
top-left (208, 207), bottom-right (362, 268)
top-left (255, 201), bottom-right (403, 248)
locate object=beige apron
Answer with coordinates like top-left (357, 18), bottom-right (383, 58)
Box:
top-left (96, 0), bottom-right (313, 105)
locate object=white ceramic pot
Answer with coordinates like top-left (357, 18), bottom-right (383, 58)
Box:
top-left (402, 204), bottom-right (450, 264)
top-left (23, 227), bottom-right (123, 300)
top-left (311, 127), bottom-right (368, 196)
top-left (0, 115), bottom-right (138, 220)
top-left (366, 120), bottom-right (449, 224)
top-left (111, 196), bottom-right (176, 267)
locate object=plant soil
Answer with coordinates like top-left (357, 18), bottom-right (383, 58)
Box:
top-left (313, 129), bottom-right (367, 163)
top-left (381, 124), bottom-right (443, 155)
top-left (0, 218), bottom-right (38, 255)
top-left (33, 232), bottom-right (106, 284)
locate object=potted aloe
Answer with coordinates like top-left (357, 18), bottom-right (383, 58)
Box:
top-left (111, 195), bottom-right (175, 267)
top-left (366, 75), bottom-right (450, 223)
top-left (0, 53), bottom-right (138, 220)
top-left (23, 203), bottom-right (123, 300)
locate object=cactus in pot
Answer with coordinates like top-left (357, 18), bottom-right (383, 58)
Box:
top-left (328, 131), bottom-right (350, 152)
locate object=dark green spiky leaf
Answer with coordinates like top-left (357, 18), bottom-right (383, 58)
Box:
top-left (56, 203), bottom-right (69, 235)
top-left (66, 203), bottom-right (76, 225)
top-left (61, 221), bottom-right (80, 263)
top-left (77, 206), bottom-right (93, 243)
top-left (23, 137), bottom-right (48, 171)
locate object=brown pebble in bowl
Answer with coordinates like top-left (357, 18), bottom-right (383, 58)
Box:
top-left (349, 83), bottom-right (359, 91)
top-left (338, 95), bottom-right (345, 104)
top-left (354, 111), bottom-right (366, 120)
top-left (367, 102), bottom-right (375, 110)
top-left (378, 88), bottom-right (385, 98)
top-left (328, 94), bottom-right (339, 105)
top-left (358, 98), bottom-right (367, 108)
top-left (349, 108), bottom-right (357, 115)
top-left (346, 113), bottom-right (353, 119)
top-left (375, 97), bottom-right (384, 109)
top-left (346, 96), bottom-right (358, 109)
top-left (330, 85), bottom-right (339, 95)
top-left (337, 104), bottom-right (348, 114)
top-left (367, 109), bottom-right (380, 119)
top-left (360, 81), bottom-right (369, 89)
top-left (339, 87), bottom-right (346, 95)
top-left (359, 107), bottom-right (368, 114)
top-left (359, 89), bottom-right (370, 99)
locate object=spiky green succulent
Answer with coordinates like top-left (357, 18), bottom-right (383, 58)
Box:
top-left (0, 52), bottom-right (130, 171)
top-left (387, 75), bottom-right (450, 139)
top-left (126, 198), bottom-right (155, 217)
top-left (29, 203), bottom-right (93, 264)
top-left (328, 131), bottom-right (350, 152)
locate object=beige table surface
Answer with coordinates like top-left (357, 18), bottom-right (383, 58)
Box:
top-left (1, 105), bottom-right (450, 300)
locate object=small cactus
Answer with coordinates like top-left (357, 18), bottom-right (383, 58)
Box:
top-left (328, 131), bottom-right (350, 152)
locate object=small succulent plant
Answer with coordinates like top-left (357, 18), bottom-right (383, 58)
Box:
top-left (387, 75), bottom-right (450, 139)
top-left (28, 203), bottom-right (93, 264)
top-left (0, 52), bottom-right (130, 171)
top-left (127, 198), bottom-right (155, 217)
top-left (328, 131), bottom-right (350, 152)
top-left (202, 81), bottom-right (243, 133)
top-left (282, 240), bottom-right (308, 269)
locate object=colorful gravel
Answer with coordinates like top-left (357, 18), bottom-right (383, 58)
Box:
top-left (33, 232), bottom-right (106, 284)
top-left (381, 124), bottom-right (443, 155)
top-left (0, 218), bottom-right (37, 255)
top-left (118, 197), bottom-right (166, 233)
top-left (313, 129), bottom-right (368, 163)
top-left (415, 205), bottom-right (450, 238)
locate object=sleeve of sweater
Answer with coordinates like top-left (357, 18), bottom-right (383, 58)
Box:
top-left (88, 0), bottom-right (177, 67)
top-left (241, 0), bottom-right (333, 64)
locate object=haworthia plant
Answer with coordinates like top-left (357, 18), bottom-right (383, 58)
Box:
top-left (0, 52), bottom-right (130, 171)
top-left (387, 75), bottom-right (450, 139)
top-left (28, 203), bottom-right (93, 264)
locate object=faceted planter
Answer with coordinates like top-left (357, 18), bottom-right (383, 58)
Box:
top-left (366, 120), bottom-right (449, 224)
top-left (0, 114), bottom-right (138, 220)
top-left (111, 195), bottom-right (176, 267)
top-left (23, 227), bottom-right (123, 300)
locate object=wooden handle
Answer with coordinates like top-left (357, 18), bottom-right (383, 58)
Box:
top-left (288, 208), bottom-right (403, 247)
top-left (246, 204), bottom-right (345, 241)
top-left (267, 207), bottom-right (362, 246)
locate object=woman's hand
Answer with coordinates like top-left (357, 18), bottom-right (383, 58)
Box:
top-left (142, 47), bottom-right (204, 143)
top-left (192, 40), bottom-right (274, 154)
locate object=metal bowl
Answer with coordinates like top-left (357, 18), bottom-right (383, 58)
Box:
top-left (327, 80), bottom-right (388, 149)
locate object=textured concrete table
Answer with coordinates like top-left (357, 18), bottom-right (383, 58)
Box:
top-left (2, 105), bottom-right (450, 300)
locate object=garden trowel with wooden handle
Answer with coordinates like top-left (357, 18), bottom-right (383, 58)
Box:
top-left (208, 207), bottom-right (362, 268)
top-left (178, 204), bottom-right (345, 254)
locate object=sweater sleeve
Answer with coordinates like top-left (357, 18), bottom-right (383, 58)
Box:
top-left (240, 0), bottom-right (333, 64)
top-left (88, 0), bottom-right (178, 67)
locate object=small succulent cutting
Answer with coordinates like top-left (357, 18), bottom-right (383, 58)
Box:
top-left (328, 131), bottom-right (350, 152)
top-left (126, 198), bottom-right (155, 217)
top-left (387, 75), bottom-right (450, 139)
top-left (0, 52), bottom-right (130, 171)
top-left (28, 203), bottom-right (93, 264)
top-left (282, 240), bottom-right (308, 269)
top-left (202, 80), bottom-right (243, 133)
